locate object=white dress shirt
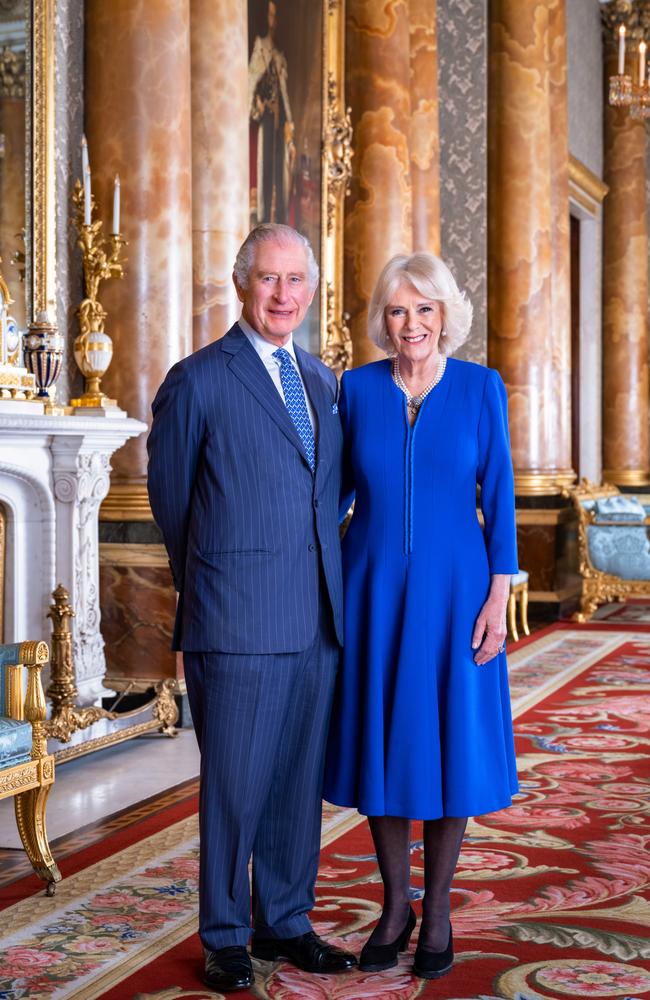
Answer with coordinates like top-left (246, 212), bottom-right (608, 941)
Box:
top-left (239, 314), bottom-right (316, 429)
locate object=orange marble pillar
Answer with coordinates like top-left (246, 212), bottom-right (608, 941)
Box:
top-left (345, 0), bottom-right (413, 366)
top-left (409, 0), bottom-right (440, 255)
top-left (602, 63), bottom-right (649, 486)
top-left (190, 0), bottom-right (249, 351)
top-left (488, 0), bottom-right (573, 494)
top-left (85, 0), bottom-right (193, 491)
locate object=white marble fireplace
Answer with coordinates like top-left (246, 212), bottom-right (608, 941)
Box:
top-left (0, 411), bottom-right (146, 704)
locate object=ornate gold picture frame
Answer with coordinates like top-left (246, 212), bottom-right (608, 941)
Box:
top-left (247, 0), bottom-right (352, 373)
top-left (30, 0), bottom-right (56, 330)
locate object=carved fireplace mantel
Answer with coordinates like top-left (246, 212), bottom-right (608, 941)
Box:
top-left (0, 412), bottom-right (147, 704)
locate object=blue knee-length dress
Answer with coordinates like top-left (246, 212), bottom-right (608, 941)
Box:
top-left (323, 357), bottom-right (519, 820)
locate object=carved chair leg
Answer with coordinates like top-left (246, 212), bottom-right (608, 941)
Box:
top-left (520, 585), bottom-right (530, 637)
top-left (14, 785), bottom-right (62, 893)
top-left (572, 581), bottom-right (599, 623)
top-left (507, 592), bottom-right (519, 643)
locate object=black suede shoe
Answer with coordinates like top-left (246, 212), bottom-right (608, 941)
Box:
top-left (204, 946), bottom-right (254, 991)
top-left (359, 906), bottom-right (417, 972)
top-left (412, 922), bottom-right (454, 979)
top-left (251, 931), bottom-right (357, 973)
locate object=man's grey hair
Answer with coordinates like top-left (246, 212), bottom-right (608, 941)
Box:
top-left (233, 224), bottom-right (320, 291)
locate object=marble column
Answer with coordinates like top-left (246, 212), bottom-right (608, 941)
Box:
top-left (409, 0), bottom-right (440, 255)
top-left (488, 0), bottom-right (573, 494)
top-left (548, 0), bottom-right (572, 478)
top-left (602, 63), bottom-right (649, 486)
top-left (345, 0), bottom-right (413, 366)
top-left (85, 0), bottom-right (193, 490)
top-left (190, 0), bottom-right (249, 351)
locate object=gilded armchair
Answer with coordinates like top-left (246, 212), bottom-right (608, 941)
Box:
top-left (565, 480), bottom-right (650, 622)
top-left (0, 641), bottom-right (61, 894)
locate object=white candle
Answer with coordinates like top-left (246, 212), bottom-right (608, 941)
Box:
top-left (83, 166), bottom-right (92, 226)
top-left (112, 174), bottom-right (121, 234)
top-left (81, 134), bottom-right (90, 178)
top-left (618, 24), bottom-right (626, 75)
top-left (640, 41), bottom-right (647, 87)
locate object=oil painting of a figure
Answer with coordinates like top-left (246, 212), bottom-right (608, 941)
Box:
top-left (248, 0), bottom-right (322, 351)
top-left (248, 0), bottom-right (294, 224)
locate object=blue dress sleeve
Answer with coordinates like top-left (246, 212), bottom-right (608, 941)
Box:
top-left (338, 371), bottom-right (355, 522)
top-left (147, 362), bottom-right (205, 591)
top-left (477, 369), bottom-right (518, 574)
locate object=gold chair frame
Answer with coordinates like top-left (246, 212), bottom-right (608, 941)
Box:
top-left (1, 641), bottom-right (61, 894)
top-left (564, 479), bottom-right (650, 622)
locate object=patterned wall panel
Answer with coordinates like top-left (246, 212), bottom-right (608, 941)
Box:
top-left (567, 0), bottom-right (603, 180)
top-left (54, 0), bottom-right (84, 404)
top-left (437, 0), bottom-right (488, 364)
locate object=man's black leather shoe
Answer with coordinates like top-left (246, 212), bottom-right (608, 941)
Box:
top-left (251, 931), bottom-right (357, 973)
top-left (204, 946), bottom-right (254, 991)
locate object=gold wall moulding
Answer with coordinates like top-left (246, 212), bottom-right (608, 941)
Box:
top-left (100, 483), bottom-right (153, 521)
top-left (528, 584), bottom-right (583, 604)
top-left (320, 0), bottom-right (353, 375)
top-left (514, 469), bottom-right (576, 496)
top-left (602, 467), bottom-right (650, 486)
top-left (31, 0), bottom-right (57, 325)
top-left (515, 508), bottom-right (576, 526)
top-left (99, 543), bottom-right (170, 567)
top-left (568, 155), bottom-right (609, 205)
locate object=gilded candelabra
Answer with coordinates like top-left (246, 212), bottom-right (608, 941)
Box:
top-left (43, 584), bottom-right (117, 743)
top-left (604, 1), bottom-right (650, 118)
top-left (70, 179), bottom-right (127, 410)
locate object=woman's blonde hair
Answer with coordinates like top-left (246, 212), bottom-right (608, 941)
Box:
top-left (368, 252), bottom-right (473, 356)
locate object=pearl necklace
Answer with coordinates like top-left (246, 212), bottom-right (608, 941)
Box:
top-left (391, 354), bottom-right (447, 416)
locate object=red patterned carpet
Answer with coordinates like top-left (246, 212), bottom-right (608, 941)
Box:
top-left (1, 622), bottom-right (649, 999)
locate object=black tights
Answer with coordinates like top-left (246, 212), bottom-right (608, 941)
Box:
top-left (367, 814), bottom-right (467, 951)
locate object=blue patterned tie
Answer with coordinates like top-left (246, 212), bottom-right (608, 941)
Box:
top-left (273, 347), bottom-right (315, 471)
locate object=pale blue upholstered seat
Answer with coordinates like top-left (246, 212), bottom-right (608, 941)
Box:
top-left (579, 494), bottom-right (650, 581)
top-left (0, 718), bottom-right (32, 768)
top-left (586, 524), bottom-right (650, 579)
top-left (568, 482), bottom-right (650, 622)
top-left (0, 643), bottom-right (33, 767)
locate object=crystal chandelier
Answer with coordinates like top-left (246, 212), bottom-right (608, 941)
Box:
top-left (603, 0), bottom-right (650, 118)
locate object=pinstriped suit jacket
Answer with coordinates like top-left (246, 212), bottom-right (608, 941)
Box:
top-left (147, 324), bottom-right (344, 654)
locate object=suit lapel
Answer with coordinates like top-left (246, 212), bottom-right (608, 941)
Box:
top-left (223, 325), bottom-right (311, 467)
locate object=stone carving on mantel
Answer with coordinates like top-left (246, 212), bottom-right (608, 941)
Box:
top-left (0, 412), bottom-right (146, 707)
top-left (53, 450), bottom-right (111, 696)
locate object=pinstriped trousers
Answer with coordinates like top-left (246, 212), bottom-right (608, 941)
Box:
top-left (184, 607), bottom-right (339, 950)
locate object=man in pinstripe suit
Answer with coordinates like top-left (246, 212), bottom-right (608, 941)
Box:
top-left (147, 224), bottom-right (355, 991)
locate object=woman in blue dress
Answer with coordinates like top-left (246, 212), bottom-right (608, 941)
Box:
top-left (324, 252), bottom-right (518, 980)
